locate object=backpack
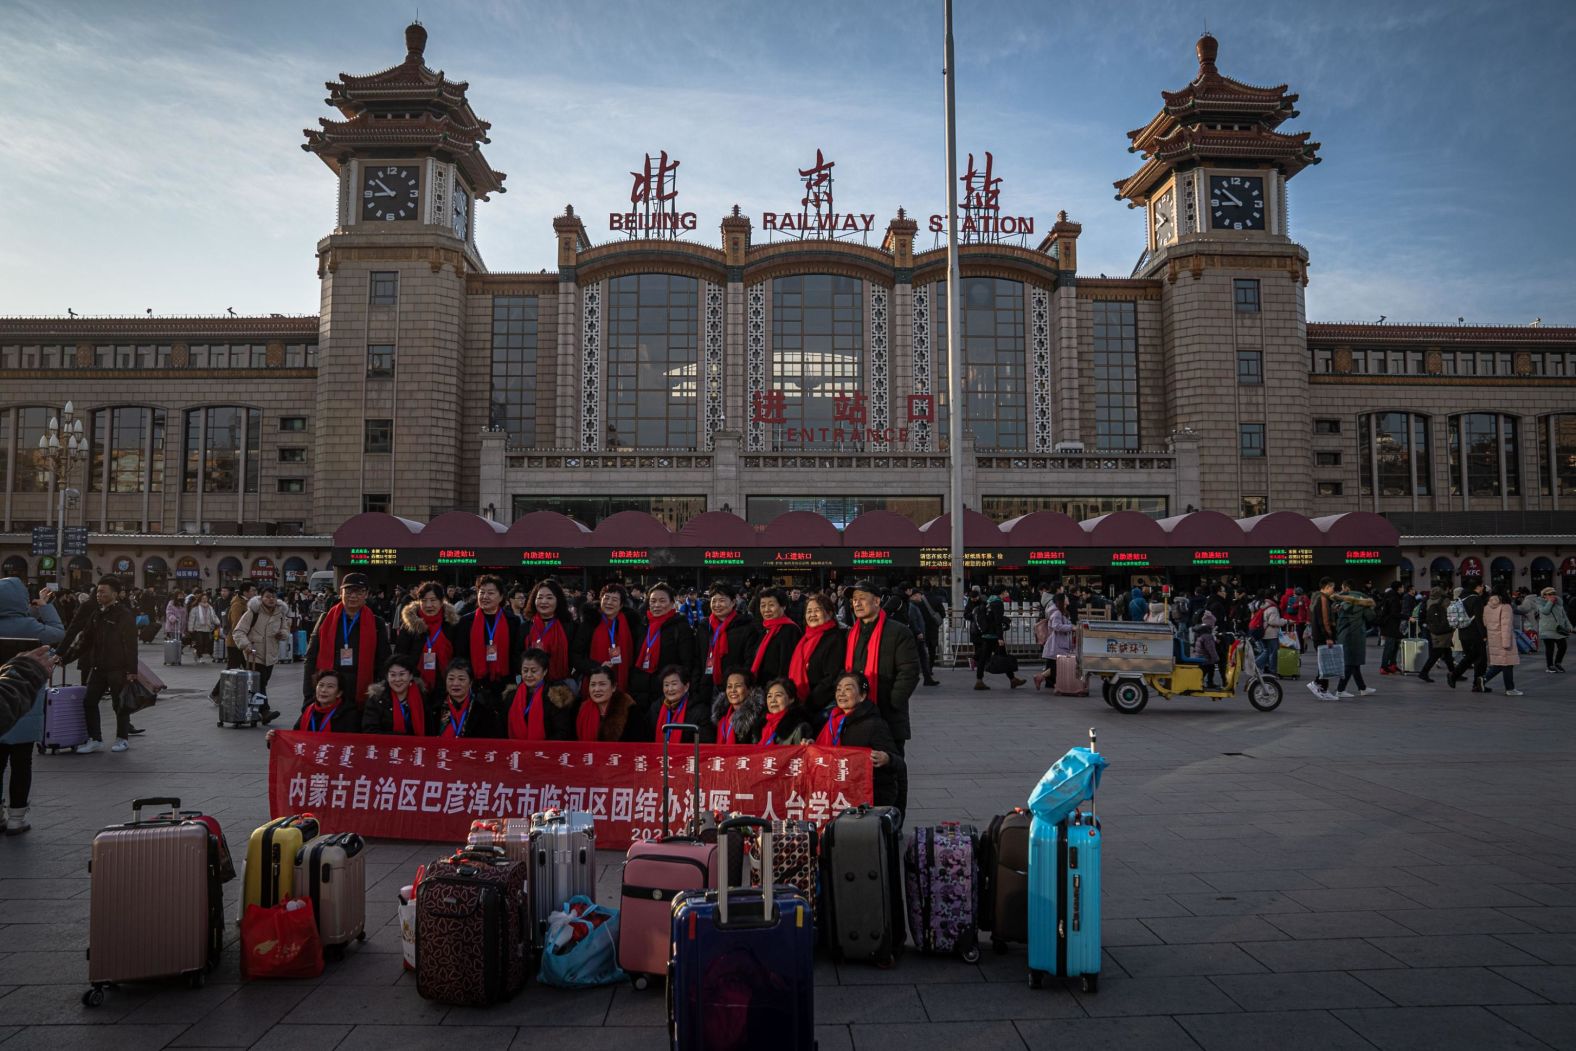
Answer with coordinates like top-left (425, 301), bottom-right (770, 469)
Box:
top-left (1425, 600), bottom-right (1450, 636)
top-left (1284, 595), bottom-right (1302, 618)
top-left (1446, 599), bottom-right (1470, 629)
top-left (1247, 606), bottom-right (1266, 640)
top-left (972, 601), bottom-right (999, 640)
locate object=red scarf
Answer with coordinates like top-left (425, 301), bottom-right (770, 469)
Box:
top-left (469, 607), bottom-right (511, 682)
top-left (758, 707), bottom-right (788, 746)
top-left (751, 616), bottom-right (796, 677)
top-left (716, 707), bottom-right (738, 745)
top-left (637, 611), bottom-right (676, 674)
top-left (576, 698), bottom-right (606, 742)
top-left (815, 708), bottom-right (848, 746)
top-left (590, 612), bottom-right (634, 691)
top-left (440, 695), bottom-right (474, 739)
top-left (297, 701), bottom-right (341, 733)
top-left (788, 621), bottom-right (834, 701)
top-left (316, 603), bottom-right (377, 706)
top-left (417, 609), bottom-right (453, 691)
top-left (507, 681), bottom-right (549, 741)
top-left (705, 611), bottom-right (736, 685)
top-left (389, 686), bottom-right (425, 736)
top-left (653, 694), bottom-right (691, 742)
top-left (845, 611), bottom-right (887, 707)
top-left (529, 615), bottom-right (571, 680)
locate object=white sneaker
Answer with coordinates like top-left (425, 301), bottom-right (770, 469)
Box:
top-left (1338, 690), bottom-right (1355, 698)
top-left (1360, 687), bottom-right (1378, 696)
top-left (1318, 690), bottom-right (1339, 701)
top-left (1505, 689), bottom-right (1525, 696)
top-left (75, 739), bottom-right (103, 754)
top-left (1305, 682), bottom-right (1324, 698)
top-left (111, 738), bottom-right (129, 753)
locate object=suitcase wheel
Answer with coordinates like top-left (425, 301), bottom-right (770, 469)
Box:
top-left (82, 986), bottom-right (106, 1007)
top-left (1081, 973), bottom-right (1098, 994)
top-left (631, 973), bottom-right (650, 991)
top-left (961, 946), bottom-right (981, 964)
top-left (188, 971), bottom-right (206, 989)
top-left (1028, 969), bottom-right (1045, 989)
top-left (992, 938), bottom-right (1009, 955)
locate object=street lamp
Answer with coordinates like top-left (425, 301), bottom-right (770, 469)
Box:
top-left (39, 400), bottom-right (86, 586)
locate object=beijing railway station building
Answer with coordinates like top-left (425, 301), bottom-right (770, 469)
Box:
top-left (1, 25), bottom-right (1574, 596)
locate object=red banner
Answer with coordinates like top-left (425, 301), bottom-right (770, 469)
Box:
top-left (266, 731), bottom-right (874, 850)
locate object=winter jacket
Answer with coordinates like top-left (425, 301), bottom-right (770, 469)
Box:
top-left (1260, 604), bottom-right (1284, 641)
top-left (163, 599), bottom-right (187, 637)
top-left (1126, 588), bottom-right (1147, 622)
top-left (391, 599), bottom-right (461, 673)
top-left (795, 625), bottom-right (847, 720)
top-left (0, 652), bottom-right (51, 742)
top-left (758, 705), bottom-right (816, 745)
top-left (1458, 591), bottom-right (1488, 643)
top-left (829, 700), bottom-right (907, 809)
top-left (1532, 596), bottom-right (1572, 639)
top-left (844, 613), bottom-right (921, 742)
top-left (1334, 591), bottom-right (1376, 662)
top-left (496, 680), bottom-right (579, 741)
top-left (650, 691), bottom-right (715, 743)
top-left (1483, 596), bottom-right (1519, 667)
top-left (746, 619), bottom-right (803, 685)
top-left (234, 597), bottom-right (292, 667)
top-left (187, 601), bottom-right (220, 635)
top-left (456, 607), bottom-right (527, 686)
top-left (360, 680), bottom-right (442, 736)
top-left (695, 612), bottom-right (761, 709)
top-left (59, 598), bottom-right (138, 679)
top-left (1041, 607), bottom-right (1076, 660)
top-left (1193, 610), bottom-right (1220, 665)
top-left (572, 690), bottom-right (648, 743)
top-left (711, 687), bottom-right (766, 745)
top-left (0, 577), bottom-right (65, 745)
top-left (627, 614), bottom-right (698, 711)
top-left (1424, 592), bottom-right (1454, 647)
top-left (1376, 588), bottom-right (1403, 636)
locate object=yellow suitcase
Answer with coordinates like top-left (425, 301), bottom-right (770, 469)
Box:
top-left (241, 814), bottom-right (320, 920)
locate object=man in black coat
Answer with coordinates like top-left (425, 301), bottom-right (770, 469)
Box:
top-left (302, 573), bottom-right (393, 710)
top-left (1376, 580), bottom-right (1404, 675)
top-left (845, 581), bottom-right (919, 814)
top-left (1457, 580), bottom-right (1489, 690)
top-left (58, 576), bottom-right (140, 752)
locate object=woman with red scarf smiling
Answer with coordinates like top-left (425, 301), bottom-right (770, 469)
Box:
top-left (748, 587), bottom-right (804, 685)
top-left (393, 581), bottom-right (457, 694)
top-left (757, 678), bottom-right (815, 746)
top-left (361, 655), bottom-right (439, 736)
top-left (435, 659), bottom-right (497, 739)
top-left (650, 664), bottom-right (712, 742)
top-left (627, 582), bottom-right (696, 716)
top-left (499, 648), bottom-right (577, 741)
top-left (574, 665), bottom-right (647, 743)
top-left (302, 573), bottom-right (391, 711)
top-left (711, 669), bottom-right (765, 745)
top-left (573, 583), bottom-right (644, 696)
top-left (286, 670), bottom-right (362, 738)
top-left (816, 671), bottom-right (904, 810)
top-left (696, 582), bottom-right (759, 710)
top-left (787, 591), bottom-right (845, 726)
top-left (525, 579), bottom-right (576, 685)
top-left (456, 575), bottom-right (524, 712)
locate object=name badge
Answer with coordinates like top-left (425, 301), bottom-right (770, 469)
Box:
top-left (485, 644), bottom-right (498, 663)
top-left (423, 650), bottom-right (437, 670)
top-left (606, 647), bottom-right (622, 666)
top-left (339, 646), bottom-right (354, 667)
top-left (704, 656), bottom-right (714, 676)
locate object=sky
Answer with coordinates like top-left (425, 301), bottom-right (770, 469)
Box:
top-left (2, 0), bottom-right (1573, 325)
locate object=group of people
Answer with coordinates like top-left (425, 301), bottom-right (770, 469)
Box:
top-left (271, 572), bottom-right (922, 811)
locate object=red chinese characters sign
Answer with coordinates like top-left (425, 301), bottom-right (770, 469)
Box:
top-left (267, 731), bottom-right (873, 849)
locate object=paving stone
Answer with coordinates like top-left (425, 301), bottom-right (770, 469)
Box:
top-left (168, 985), bottom-right (325, 1046)
top-left (851, 1021), bottom-right (1027, 1050)
top-left (1196, 869), bottom-right (1326, 893)
top-left (601, 983), bottom-right (665, 1026)
top-left (1138, 915), bottom-right (1292, 944)
top-left (246, 1023), bottom-right (354, 1050)
top-left (815, 984), bottom-right (925, 1024)
top-left (1364, 935), bottom-right (1546, 969)
top-left (1497, 908), bottom-right (1576, 933)
top-left (1333, 1005), bottom-right (1555, 1050)
top-left (1497, 933), bottom-right (1576, 966)
top-left (339, 1024), bottom-right (515, 1050)
top-left (1105, 943), bottom-right (1268, 978)
top-left (1351, 966), bottom-right (1550, 1007)
top-left (1286, 887), bottom-right (1429, 913)
top-left (1491, 965), bottom-right (1576, 1004)
top-left (1383, 908), bottom-right (1541, 936)
top-left (1211, 971), bottom-right (1394, 1011)
top-left (1099, 919), bottom-right (1164, 947)
top-left (834, 953), bottom-right (980, 985)
top-left (442, 986), bottom-right (611, 1025)
top-left (1241, 938), bottom-right (1406, 972)
top-left (1266, 911), bottom-right (1416, 940)
top-left (1068, 975), bottom-right (1239, 1017)
top-left (1486, 1005), bottom-right (1576, 1051)
top-left (918, 980), bottom-right (1084, 1021)
top-left (0, 1024), bottom-right (190, 1050)
top-left (1013, 1016), bottom-right (1201, 1050)
top-left (1177, 1009), bottom-right (1376, 1051)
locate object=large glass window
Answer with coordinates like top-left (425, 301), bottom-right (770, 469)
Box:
top-left (1359, 412), bottom-right (1431, 497)
top-left (182, 407), bottom-right (261, 494)
top-left (933, 278), bottom-right (1028, 451)
top-left (0, 409), bottom-right (7, 492)
top-left (772, 275), bottom-right (863, 450)
top-left (744, 495), bottom-right (943, 529)
top-left (1449, 413), bottom-right (1519, 499)
top-left (13, 407), bottom-right (55, 493)
top-left (1539, 414), bottom-right (1576, 500)
top-left (980, 495), bottom-right (1167, 522)
top-left (490, 295), bottom-right (538, 446)
top-left (89, 407), bottom-right (166, 494)
top-left (511, 494), bottom-right (707, 531)
top-left (1092, 301), bottom-right (1139, 450)
top-left (606, 274), bottom-right (699, 449)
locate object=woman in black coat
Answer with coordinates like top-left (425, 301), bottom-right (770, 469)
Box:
top-left (433, 659), bottom-right (500, 739)
top-left (627, 582), bottom-right (696, 715)
top-left (757, 677), bottom-right (816, 745)
top-left (815, 671), bottom-right (906, 811)
top-left (571, 583), bottom-right (645, 698)
top-left (498, 648), bottom-right (577, 741)
top-left (696, 582), bottom-right (759, 709)
top-left (650, 664), bottom-right (714, 743)
top-left (746, 587), bottom-right (803, 685)
top-left (786, 591), bottom-right (846, 726)
top-left (361, 654), bottom-right (441, 736)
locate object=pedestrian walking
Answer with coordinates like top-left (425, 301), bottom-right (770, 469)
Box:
top-left (1481, 588), bottom-right (1524, 695)
top-left (972, 585), bottom-right (1025, 690)
top-left (1416, 585), bottom-right (1461, 685)
top-left (234, 587), bottom-right (291, 701)
top-left (1376, 580), bottom-right (1404, 675)
top-left (57, 576), bottom-right (140, 753)
top-left (1456, 580), bottom-right (1490, 690)
top-left (1531, 586), bottom-right (1570, 673)
top-left (1333, 582), bottom-right (1377, 697)
top-left (1306, 578), bottom-right (1339, 700)
top-left (188, 592), bottom-right (219, 662)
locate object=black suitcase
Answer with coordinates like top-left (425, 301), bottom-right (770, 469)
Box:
top-left (821, 804), bottom-right (905, 965)
top-left (979, 808), bottom-right (1031, 951)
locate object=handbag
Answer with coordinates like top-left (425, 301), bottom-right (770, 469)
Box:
top-left (538, 896), bottom-right (626, 988)
top-left (985, 651), bottom-right (1018, 675)
top-left (241, 898), bottom-right (324, 979)
top-left (1315, 643), bottom-right (1345, 678)
top-left (115, 678), bottom-right (158, 715)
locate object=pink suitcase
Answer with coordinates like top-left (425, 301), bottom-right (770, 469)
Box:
top-left (617, 723), bottom-right (719, 990)
top-left (1053, 653), bottom-right (1088, 696)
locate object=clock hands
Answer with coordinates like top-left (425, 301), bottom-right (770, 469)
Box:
top-left (373, 179), bottom-right (395, 197)
top-left (1219, 187), bottom-right (1243, 207)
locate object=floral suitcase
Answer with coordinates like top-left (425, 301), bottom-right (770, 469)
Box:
top-left (904, 822), bottom-right (982, 960)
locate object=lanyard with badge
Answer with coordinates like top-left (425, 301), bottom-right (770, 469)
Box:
top-left (639, 622), bottom-right (661, 670)
top-left (483, 611), bottom-right (500, 665)
top-left (705, 619), bottom-right (725, 677)
top-left (604, 616), bottom-right (622, 665)
top-left (424, 627), bottom-right (442, 671)
top-left (339, 611), bottom-right (359, 667)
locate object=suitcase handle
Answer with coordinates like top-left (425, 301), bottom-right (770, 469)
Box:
top-left (132, 797), bottom-right (181, 818)
top-left (718, 823), bottom-right (774, 927)
top-left (659, 723), bottom-right (702, 840)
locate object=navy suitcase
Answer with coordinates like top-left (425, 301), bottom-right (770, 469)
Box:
top-left (669, 816), bottom-right (814, 1051)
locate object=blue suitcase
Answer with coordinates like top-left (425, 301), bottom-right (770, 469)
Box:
top-left (294, 629), bottom-right (309, 658)
top-left (669, 816), bottom-right (814, 1051)
top-left (1027, 811), bottom-right (1101, 993)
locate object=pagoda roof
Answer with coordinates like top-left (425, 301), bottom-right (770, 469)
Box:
top-left (1124, 36), bottom-right (1300, 154)
top-left (1115, 124), bottom-right (1321, 203)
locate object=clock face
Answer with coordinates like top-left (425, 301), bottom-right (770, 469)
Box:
top-left (451, 186), bottom-right (470, 239)
top-left (1210, 175), bottom-right (1265, 231)
top-left (361, 165), bottom-right (421, 222)
top-left (1153, 189), bottom-right (1176, 247)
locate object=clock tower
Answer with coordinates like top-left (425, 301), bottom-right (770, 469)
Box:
top-left (1116, 34), bottom-right (1323, 516)
top-left (302, 22), bottom-right (507, 526)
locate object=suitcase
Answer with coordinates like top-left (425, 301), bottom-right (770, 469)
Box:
top-left (669, 817), bottom-right (815, 1051)
top-left (416, 846), bottom-right (531, 1005)
top-left (1276, 645), bottom-right (1301, 679)
top-left (466, 817), bottom-right (532, 862)
top-left (242, 814), bottom-right (321, 919)
top-left (295, 629), bottom-right (309, 658)
top-left (905, 821), bottom-right (982, 960)
top-left (41, 675), bottom-right (90, 753)
top-left (295, 832), bottom-right (368, 953)
top-left (979, 808), bottom-right (1031, 950)
top-left (217, 668), bottom-right (260, 728)
top-left (278, 638), bottom-right (294, 664)
top-left (164, 634), bottom-right (183, 666)
top-left (1399, 636), bottom-right (1428, 675)
top-left (1027, 810), bottom-right (1101, 993)
top-left (618, 723), bottom-right (720, 990)
top-left (734, 818), bottom-right (820, 936)
top-left (1053, 653), bottom-right (1088, 696)
top-left (529, 809), bottom-right (597, 948)
top-left (84, 797), bottom-right (224, 1006)
top-left (821, 803), bottom-right (905, 965)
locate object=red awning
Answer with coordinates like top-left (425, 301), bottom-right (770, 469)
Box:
top-left (999, 511), bottom-right (1086, 548)
top-left (589, 510), bottom-right (674, 548)
top-left (842, 511), bottom-right (925, 548)
top-left (502, 511), bottom-right (591, 549)
top-left (675, 511), bottom-right (759, 548)
top-left (423, 511), bottom-right (508, 548)
top-left (1157, 511), bottom-right (1246, 547)
top-left (919, 509), bottom-right (1005, 546)
top-left (1310, 512), bottom-right (1401, 548)
top-left (331, 512), bottom-right (426, 547)
top-left (1238, 511), bottom-right (1325, 548)
top-left (759, 511), bottom-right (844, 548)
top-left (1082, 511), bottom-right (1169, 547)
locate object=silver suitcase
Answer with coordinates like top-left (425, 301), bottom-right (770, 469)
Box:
top-left (217, 669), bottom-right (260, 728)
top-left (163, 635), bottom-right (183, 666)
top-left (529, 809), bottom-right (596, 948)
top-left (277, 638), bottom-right (293, 664)
top-left (293, 832), bottom-right (367, 952)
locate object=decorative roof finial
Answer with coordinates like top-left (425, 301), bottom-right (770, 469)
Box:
top-left (1196, 33), bottom-right (1218, 73)
top-left (896, 206), bottom-right (907, 220)
top-left (731, 204), bottom-right (741, 217)
top-left (564, 203), bottom-right (575, 216)
top-left (405, 21), bottom-right (428, 63)
top-left (1057, 209), bottom-right (1068, 222)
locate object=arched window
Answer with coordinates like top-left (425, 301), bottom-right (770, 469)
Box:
top-left (1, 555), bottom-right (28, 579)
top-left (217, 557), bottom-right (243, 585)
top-left (8, 406), bottom-right (58, 494)
top-left (1490, 556), bottom-right (1515, 591)
top-left (605, 274), bottom-right (698, 449)
top-left (772, 274), bottom-right (863, 450)
top-left (183, 407), bottom-right (261, 494)
top-left (933, 278), bottom-right (1028, 451)
top-left (1530, 557), bottom-right (1555, 592)
top-left (283, 556), bottom-right (309, 584)
top-left (1448, 414), bottom-right (1519, 501)
top-left (1537, 414), bottom-right (1576, 501)
top-left (1358, 412), bottom-right (1430, 497)
top-left (89, 407), bottom-right (166, 494)
top-left (142, 556), bottom-right (169, 590)
top-left (1429, 556), bottom-right (1454, 586)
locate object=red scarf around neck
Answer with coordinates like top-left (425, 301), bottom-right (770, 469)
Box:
top-left (529, 615), bottom-right (570, 680)
top-left (752, 616), bottom-right (796, 676)
top-left (576, 697), bottom-right (607, 741)
top-left (653, 693), bottom-right (691, 742)
top-left (389, 685), bottom-right (426, 736)
top-left (845, 611), bottom-right (887, 707)
top-left (297, 701), bottom-right (341, 733)
top-left (815, 708), bottom-right (848, 746)
top-left (716, 707), bottom-right (738, 745)
top-left (316, 603), bottom-right (376, 706)
top-left (637, 610), bottom-right (676, 674)
top-left (758, 707), bottom-right (789, 746)
top-left (590, 612), bottom-right (634, 691)
top-left (470, 607), bottom-right (511, 682)
top-left (705, 611), bottom-right (736, 685)
top-left (440, 695), bottom-right (474, 739)
top-left (788, 621), bottom-right (834, 701)
top-left (417, 609), bottom-right (453, 691)
top-left (507, 680), bottom-right (549, 741)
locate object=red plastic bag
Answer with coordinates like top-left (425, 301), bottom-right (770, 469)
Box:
top-left (241, 898), bottom-right (324, 979)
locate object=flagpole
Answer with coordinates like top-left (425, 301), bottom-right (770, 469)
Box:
top-left (943, 0), bottom-right (965, 615)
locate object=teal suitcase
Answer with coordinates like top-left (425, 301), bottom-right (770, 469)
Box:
top-left (1027, 810), bottom-right (1101, 993)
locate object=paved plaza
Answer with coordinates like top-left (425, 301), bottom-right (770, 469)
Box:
top-left (0, 645), bottom-right (1572, 1050)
